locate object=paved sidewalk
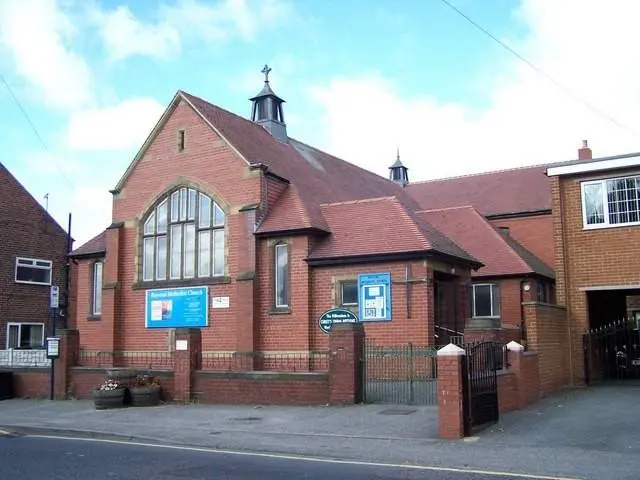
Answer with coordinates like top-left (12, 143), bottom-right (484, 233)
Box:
top-left (0, 398), bottom-right (440, 443)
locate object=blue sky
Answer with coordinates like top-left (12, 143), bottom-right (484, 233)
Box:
top-left (1, 0), bottom-right (640, 246)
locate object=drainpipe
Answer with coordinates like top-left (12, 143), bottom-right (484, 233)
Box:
top-left (519, 279), bottom-right (526, 348)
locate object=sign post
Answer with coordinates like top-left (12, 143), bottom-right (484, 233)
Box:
top-left (49, 286), bottom-right (59, 400)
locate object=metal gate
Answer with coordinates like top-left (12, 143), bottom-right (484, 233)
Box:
top-left (583, 318), bottom-right (640, 384)
top-left (462, 341), bottom-right (501, 435)
top-left (362, 339), bottom-right (438, 405)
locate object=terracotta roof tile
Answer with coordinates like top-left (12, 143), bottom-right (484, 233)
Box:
top-left (418, 206), bottom-right (554, 278)
top-left (407, 165), bottom-right (551, 216)
top-left (308, 197), bottom-right (479, 265)
top-left (70, 230), bottom-right (106, 257)
top-left (257, 184), bottom-right (330, 234)
top-left (182, 91), bottom-right (477, 263)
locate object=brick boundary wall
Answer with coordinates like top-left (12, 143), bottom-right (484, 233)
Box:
top-left (437, 341), bottom-right (541, 439)
top-left (1, 324), bottom-right (364, 406)
top-left (523, 302), bottom-right (571, 393)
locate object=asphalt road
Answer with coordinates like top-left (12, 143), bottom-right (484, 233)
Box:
top-left (0, 435), bottom-right (559, 480)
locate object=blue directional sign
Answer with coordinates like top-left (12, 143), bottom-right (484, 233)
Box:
top-left (145, 286), bottom-right (209, 328)
top-left (357, 272), bottom-right (392, 322)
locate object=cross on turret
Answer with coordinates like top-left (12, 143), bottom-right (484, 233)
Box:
top-left (261, 64), bottom-right (272, 83)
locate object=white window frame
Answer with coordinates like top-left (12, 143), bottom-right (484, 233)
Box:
top-left (274, 243), bottom-right (289, 308)
top-left (92, 261), bottom-right (103, 316)
top-left (14, 257), bottom-right (52, 285)
top-left (6, 322), bottom-right (45, 349)
top-left (340, 280), bottom-right (358, 306)
top-left (471, 283), bottom-right (500, 318)
top-left (581, 174), bottom-right (640, 230)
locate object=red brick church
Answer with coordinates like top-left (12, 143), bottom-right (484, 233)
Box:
top-left (69, 66), bottom-right (558, 357)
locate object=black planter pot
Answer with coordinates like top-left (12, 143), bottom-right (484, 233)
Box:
top-left (93, 388), bottom-right (125, 410)
top-left (130, 385), bottom-right (161, 407)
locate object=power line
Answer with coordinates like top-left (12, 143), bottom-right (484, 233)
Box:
top-left (437, 0), bottom-right (639, 138)
top-left (0, 71), bottom-right (77, 190)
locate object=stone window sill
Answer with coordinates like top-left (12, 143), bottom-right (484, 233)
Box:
top-left (132, 276), bottom-right (232, 290)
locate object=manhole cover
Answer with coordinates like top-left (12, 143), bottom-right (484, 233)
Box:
top-left (231, 416), bottom-right (263, 422)
top-left (378, 408), bottom-right (417, 415)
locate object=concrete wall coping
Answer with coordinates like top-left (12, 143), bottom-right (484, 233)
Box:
top-left (437, 343), bottom-right (465, 356)
top-left (507, 341), bottom-right (524, 352)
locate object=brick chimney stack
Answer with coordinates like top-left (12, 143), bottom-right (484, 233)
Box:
top-left (578, 140), bottom-right (592, 160)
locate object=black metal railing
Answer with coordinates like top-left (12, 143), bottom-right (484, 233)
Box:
top-left (583, 317), bottom-right (640, 384)
top-left (77, 350), bottom-right (175, 370)
top-left (200, 350), bottom-right (330, 372)
top-left (362, 340), bottom-right (439, 405)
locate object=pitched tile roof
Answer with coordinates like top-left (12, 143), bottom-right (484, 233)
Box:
top-left (69, 230), bottom-right (106, 257)
top-left (406, 165), bottom-right (551, 217)
top-left (0, 161), bottom-right (69, 238)
top-left (307, 197), bottom-right (480, 265)
top-left (180, 91), bottom-right (479, 264)
top-left (418, 206), bottom-right (554, 279)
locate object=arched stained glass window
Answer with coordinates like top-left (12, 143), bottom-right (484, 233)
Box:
top-left (142, 187), bottom-right (225, 282)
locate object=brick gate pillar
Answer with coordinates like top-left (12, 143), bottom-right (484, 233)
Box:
top-left (173, 328), bottom-right (201, 404)
top-left (437, 343), bottom-right (466, 439)
top-left (54, 329), bottom-right (79, 399)
top-left (329, 323), bottom-right (364, 405)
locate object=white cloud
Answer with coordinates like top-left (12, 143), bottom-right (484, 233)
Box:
top-left (161, 0), bottom-right (293, 42)
top-left (24, 152), bottom-right (87, 176)
top-left (0, 0), bottom-right (93, 110)
top-left (308, 0), bottom-right (640, 182)
top-left (68, 184), bottom-right (113, 246)
top-left (90, 0), bottom-right (294, 61)
top-left (66, 98), bottom-right (165, 151)
top-left (89, 5), bottom-right (180, 61)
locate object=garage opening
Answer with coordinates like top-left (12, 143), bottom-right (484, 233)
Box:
top-left (584, 288), bottom-right (640, 383)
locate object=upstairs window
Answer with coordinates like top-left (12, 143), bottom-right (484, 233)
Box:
top-left (15, 257), bottom-right (52, 285)
top-left (471, 283), bottom-right (500, 318)
top-left (582, 175), bottom-right (640, 228)
top-left (142, 187), bottom-right (225, 282)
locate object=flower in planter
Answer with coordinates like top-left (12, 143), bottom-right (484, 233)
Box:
top-left (97, 379), bottom-right (124, 392)
top-left (134, 373), bottom-right (161, 388)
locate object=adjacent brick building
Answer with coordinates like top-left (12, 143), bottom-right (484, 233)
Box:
top-left (0, 162), bottom-right (69, 358)
top-left (546, 145), bottom-right (640, 383)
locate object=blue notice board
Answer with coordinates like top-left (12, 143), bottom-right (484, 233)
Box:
top-left (357, 272), bottom-right (392, 322)
top-left (145, 286), bottom-right (209, 328)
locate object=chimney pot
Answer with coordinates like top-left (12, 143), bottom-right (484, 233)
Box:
top-left (578, 139), bottom-right (592, 161)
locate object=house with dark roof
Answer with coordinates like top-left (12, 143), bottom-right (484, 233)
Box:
top-left (69, 67), bottom-right (486, 360)
top-left (0, 162), bottom-right (69, 366)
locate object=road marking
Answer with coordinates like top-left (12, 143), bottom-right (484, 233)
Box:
top-left (28, 433), bottom-right (582, 480)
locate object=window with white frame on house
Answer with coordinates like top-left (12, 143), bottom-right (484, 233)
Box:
top-left (15, 257), bottom-right (52, 285)
top-left (471, 283), bottom-right (500, 318)
top-left (340, 280), bottom-right (358, 306)
top-left (141, 187), bottom-right (225, 282)
top-left (274, 243), bottom-right (289, 308)
top-left (92, 261), bottom-right (103, 316)
top-left (6, 323), bottom-right (45, 349)
top-left (582, 174), bottom-right (640, 228)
